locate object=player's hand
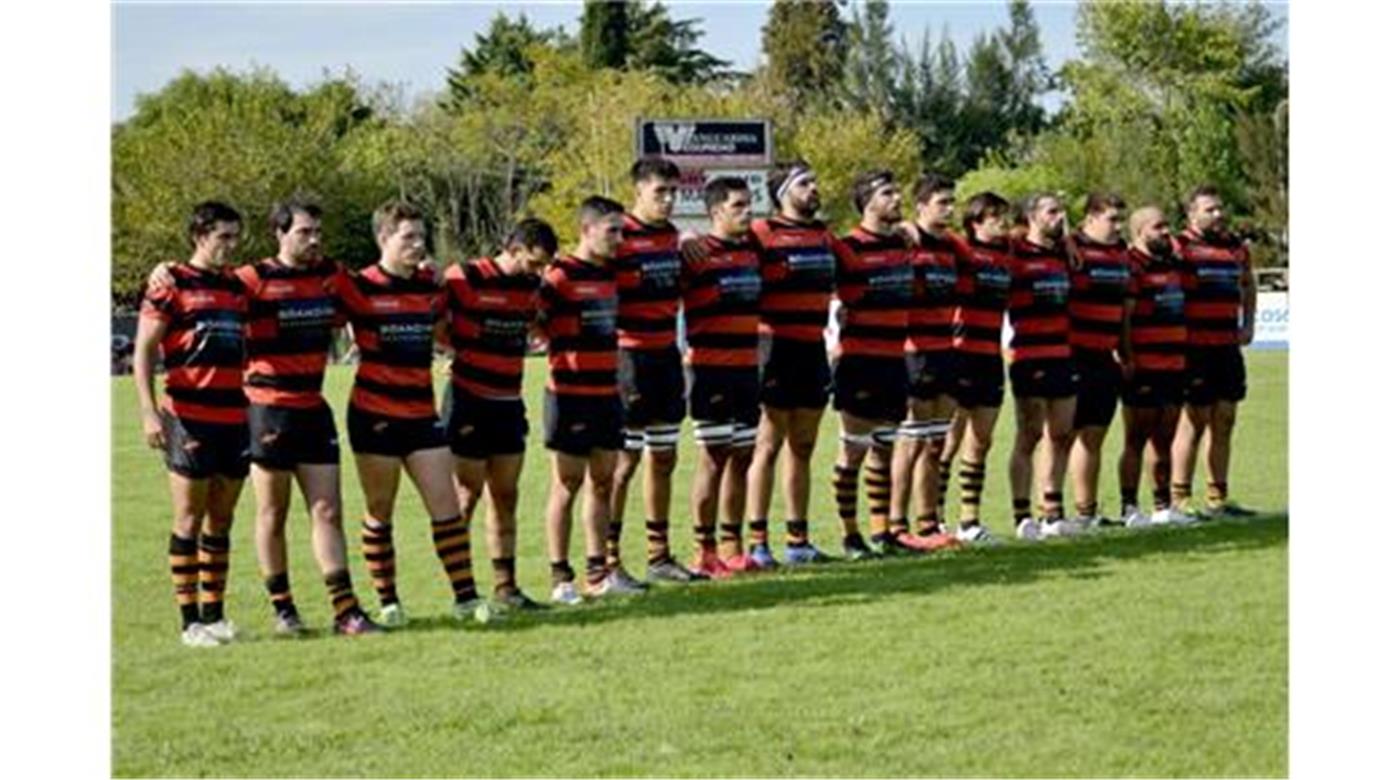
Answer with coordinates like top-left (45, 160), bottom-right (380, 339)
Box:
top-left (895, 221), bottom-right (919, 247)
top-left (679, 232), bottom-right (706, 265)
top-left (1240, 324), bottom-right (1255, 346)
top-left (147, 261), bottom-right (178, 290)
top-left (142, 410), bottom-right (166, 450)
top-left (418, 257), bottom-right (443, 284)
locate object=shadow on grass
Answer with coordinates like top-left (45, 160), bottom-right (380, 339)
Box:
top-left (391, 513), bottom-right (1288, 637)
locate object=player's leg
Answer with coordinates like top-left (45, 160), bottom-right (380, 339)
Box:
top-left (637, 424), bottom-right (680, 576)
top-left (482, 453), bottom-right (536, 607)
top-left (251, 464), bottom-right (301, 631)
top-left (956, 405), bottom-right (1002, 542)
top-left (199, 473), bottom-right (244, 639)
top-left (833, 411), bottom-right (879, 559)
top-left (783, 405), bottom-right (827, 558)
top-left (1070, 427), bottom-right (1107, 523)
top-left (294, 462), bottom-right (376, 633)
top-left (353, 452), bottom-right (405, 623)
top-left (746, 405), bottom-right (788, 556)
top-left (405, 445), bottom-right (485, 618)
top-left (1204, 400), bottom-right (1242, 515)
top-left (608, 435), bottom-right (642, 567)
top-left (1170, 403), bottom-right (1211, 513)
top-left (938, 408), bottom-right (967, 524)
top-left (454, 456), bottom-right (488, 530)
top-left (546, 451), bottom-right (588, 604)
top-left (892, 398), bottom-right (931, 543)
top-left (1038, 395), bottom-right (1078, 534)
top-left (1010, 396), bottom-right (1048, 537)
top-left (1149, 403), bottom-right (1185, 520)
top-left (583, 447), bottom-right (625, 596)
top-left (166, 472), bottom-right (211, 644)
top-left (1117, 404), bottom-right (1155, 526)
top-left (720, 423), bottom-right (757, 570)
top-left (690, 422), bottom-right (732, 577)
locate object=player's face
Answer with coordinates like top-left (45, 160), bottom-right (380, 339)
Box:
top-left (710, 189), bottom-right (753, 236)
top-left (584, 213), bottom-right (626, 260)
top-left (1032, 197), bottom-right (1065, 240)
top-left (1141, 214), bottom-right (1173, 255)
top-left (1086, 207), bottom-right (1125, 241)
top-left (279, 212), bottom-right (323, 265)
top-left (635, 176), bottom-right (678, 222)
top-left (517, 245), bottom-right (554, 273)
top-left (919, 190), bottom-right (956, 229)
top-left (380, 219), bottom-right (428, 266)
top-left (865, 182), bottom-right (902, 225)
top-left (1190, 195), bottom-right (1225, 234)
top-left (783, 173), bottom-right (820, 218)
top-left (197, 221), bottom-right (242, 268)
top-left (974, 212), bottom-right (1009, 242)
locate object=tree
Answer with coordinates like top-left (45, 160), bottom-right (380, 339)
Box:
top-left (445, 12), bottom-right (568, 108)
top-left (892, 27), bottom-right (965, 174)
top-left (760, 0), bottom-right (847, 110)
top-left (842, 0), bottom-right (896, 121)
top-left (580, 0), bottom-right (630, 70)
top-left (623, 0), bottom-right (729, 85)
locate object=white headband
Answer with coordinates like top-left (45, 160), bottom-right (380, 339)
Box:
top-left (776, 166), bottom-right (815, 203)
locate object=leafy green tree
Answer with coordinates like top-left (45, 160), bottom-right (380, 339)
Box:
top-left (892, 27), bottom-right (965, 174)
top-left (445, 12), bottom-right (569, 108)
top-left (580, 0), bottom-right (629, 69)
top-left (623, 0), bottom-right (729, 85)
top-left (842, 0), bottom-right (896, 120)
top-left (760, 0), bottom-right (848, 110)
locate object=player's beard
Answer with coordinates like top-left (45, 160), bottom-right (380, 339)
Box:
top-left (1147, 235), bottom-right (1173, 257)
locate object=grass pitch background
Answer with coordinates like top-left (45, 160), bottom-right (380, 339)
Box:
top-left (112, 352), bottom-right (1287, 777)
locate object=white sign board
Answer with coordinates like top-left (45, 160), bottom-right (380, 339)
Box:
top-left (1251, 291), bottom-right (1288, 350)
top-left (674, 167), bottom-right (772, 217)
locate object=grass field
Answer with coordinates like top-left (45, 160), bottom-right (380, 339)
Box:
top-left (111, 351), bottom-right (1287, 777)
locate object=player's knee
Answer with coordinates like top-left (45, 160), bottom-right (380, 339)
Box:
top-left (649, 446), bottom-right (679, 473)
top-left (789, 436), bottom-right (818, 461)
top-left (308, 498), bottom-right (342, 529)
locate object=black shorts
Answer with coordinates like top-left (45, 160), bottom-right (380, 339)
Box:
top-left (687, 365), bottom-right (761, 429)
top-left (1122, 370), bottom-right (1186, 409)
top-left (161, 412), bottom-right (250, 480)
top-left (758, 336), bottom-right (832, 410)
top-left (544, 390), bottom-right (624, 456)
top-left (1185, 346), bottom-right (1247, 405)
top-left (907, 350), bottom-right (960, 401)
top-left (1010, 358), bottom-right (1079, 400)
top-left (951, 352), bottom-right (1005, 409)
top-left (618, 345), bottom-right (686, 428)
top-left (1072, 349), bottom-right (1122, 429)
top-left (832, 354), bottom-right (909, 423)
top-left (248, 402), bottom-right (340, 470)
top-left (346, 406), bottom-right (447, 458)
top-left (441, 386), bottom-right (528, 459)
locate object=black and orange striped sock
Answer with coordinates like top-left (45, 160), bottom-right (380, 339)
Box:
top-left (1013, 498), bottom-right (1032, 523)
top-left (605, 521), bottom-right (624, 569)
top-left (264, 572), bottom-right (296, 618)
top-left (832, 464), bottom-right (860, 536)
top-left (323, 569), bottom-right (360, 622)
top-left (915, 512), bottom-right (941, 536)
top-left (718, 522), bottom-right (743, 559)
top-left (169, 534), bottom-right (200, 628)
top-left (748, 518), bottom-right (770, 547)
top-left (645, 520), bottom-right (671, 565)
top-left (1206, 482), bottom-right (1228, 509)
top-left (550, 560), bottom-right (574, 586)
top-left (1041, 491), bottom-right (1065, 520)
top-left (491, 557), bottom-right (517, 596)
top-left (958, 461), bottom-right (986, 521)
top-left (693, 523), bottom-right (717, 556)
top-left (585, 555), bottom-right (608, 587)
top-left (431, 514), bottom-right (477, 604)
top-left (937, 456), bottom-right (954, 512)
top-left (785, 519), bottom-right (810, 547)
top-left (361, 519), bottom-right (398, 607)
top-left (1152, 486), bottom-right (1171, 512)
top-left (864, 462), bottom-right (892, 539)
top-left (1171, 482), bottom-right (1192, 509)
top-left (197, 533), bottom-right (229, 624)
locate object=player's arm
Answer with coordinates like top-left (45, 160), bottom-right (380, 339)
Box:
top-left (1118, 299), bottom-right (1135, 379)
top-left (1240, 254), bottom-right (1258, 346)
top-left (678, 230), bottom-right (707, 265)
top-left (133, 311), bottom-right (168, 450)
top-left (146, 261), bottom-right (179, 291)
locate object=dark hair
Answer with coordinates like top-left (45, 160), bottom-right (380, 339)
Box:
top-left (188, 201), bottom-right (242, 241)
top-left (767, 159), bottom-right (812, 204)
top-left (631, 157), bottom-right (681, 184)
top-left (372, 200), bottom-right (424, 238)
top-left (914, 173), bottom-right (957, 205)
top-left (962, 191), bottom-right (1010, 237)
top-left (852, 169), bottom-right (896, 213)
top-left (704, 176), bottom-right (750, 212)
top-left (1186, 184), bottom-right (1221, 210)
top-left (1084, 192), bottom-right (1127, 217)
top-left (268, 198), bottom-right (322, 236)
top-left (1022, 192), bottom-right (1059, 221)
top-left (505, 218), bottom-right (558, 256)
top-left (579, 195), bottom-right (626, 224)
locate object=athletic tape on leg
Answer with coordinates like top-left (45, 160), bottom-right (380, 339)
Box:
top-left (644, 424), bottom-right (682, 452)
top-left (693, 421), bottom-right (735, 447)
top-left (872, 427), bottom-right (899, 449)
top-left (731, 423), bottom-right (758, 449)
top-left (623, 428), bottom-right (645, 452)
top-left (898, 421), bottom-right (935, 440)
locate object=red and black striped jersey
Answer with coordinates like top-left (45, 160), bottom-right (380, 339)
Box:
top-left (681, 233), bottom-right (762, 368)
top-left (444, 258), bottom-right (541, 401)
top-left (1176, 229), bottom-right (1249, 347)
top-left (1127, 247), bottom-right (1188, 372)
top-left (140, 263), bottom-right (248, 425)
top-left (1067, 234), bottom-right (1134, 353)
top-left (1007, 237), bottom-right (1073, 362)
top-left (907, 227), bottom-right (962, 354)
top-left (951, 237), bottom-right (1013, 356)
top-left (540, 255), bottom-right (619, 397)
top-left (236, 258), bottom-right (345, 409)
top-left (833, 227), bottom-right (913, 359)
top-left (751, 216), bottom-right (838, 344)
top-left (334, 264), bottom-right (444, 420)
top-left (614, 214), bottom-right (681, 351)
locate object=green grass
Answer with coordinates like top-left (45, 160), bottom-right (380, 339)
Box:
top-left (112, 351), bottom-right (1287, 777)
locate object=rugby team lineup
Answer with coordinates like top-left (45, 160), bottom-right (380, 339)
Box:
top-left (132, 155), bottom-right (1260, 648)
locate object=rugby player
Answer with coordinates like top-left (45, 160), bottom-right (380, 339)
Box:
top-left (1066, 194), bottom-right (1135, 529)
top-left (1120, 206), bottom-right (1191, 526)
top-left (682, 177), bottom-right (765, 577)
top-left (746, 161), bottom-right (841, 564)
top-left (135, 201), bottom-right (249, 647)
top-left (442, 219), bottom-right (558, 609)
top-left (540, 196), bottom-right (639, 604)
top-left (830, 171), bottom-right (915, 559)
top-left (890, 173), bottom-right (964, 550)
top-left (1169, 186), bottom-right (1258, 518)
top-left (948, 192), bottom-right (1014, 544)
top-left (338, 201), bottom-right (493, 627)
top-left (1006, 193), bottom-right (1078, 540)
top-left (609, 158), bottom-right (693, 585)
